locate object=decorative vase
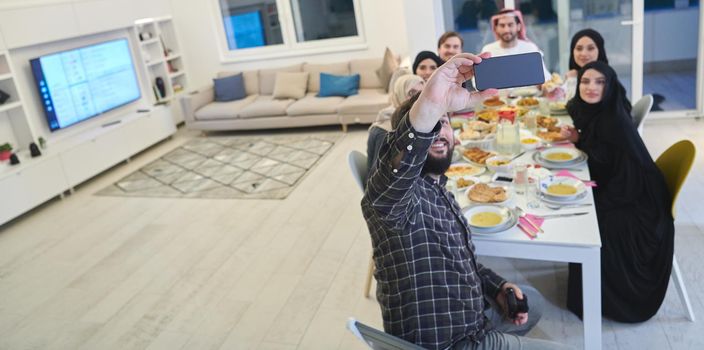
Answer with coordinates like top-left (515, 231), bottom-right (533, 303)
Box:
top-left (0, 150), bottom-right (11, 161)
top-left (155, 77), bottom-right (166, 99)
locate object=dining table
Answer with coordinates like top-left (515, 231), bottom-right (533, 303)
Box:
top-left (452, 128), bottom-right (602, 349)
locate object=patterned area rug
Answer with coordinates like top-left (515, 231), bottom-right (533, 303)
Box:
top-left (97, 133), bottom-right (341, 199)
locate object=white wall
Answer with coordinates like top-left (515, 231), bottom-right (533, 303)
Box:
top-left (170, 0), bottom-right (411, 89)
top-left (402, 0), bottom-right (445, 61)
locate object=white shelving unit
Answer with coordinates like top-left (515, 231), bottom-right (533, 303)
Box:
top-left (0, 50), bottom-right (36, 155)
top-left (134, 16), bottom-right (188, 124)
top-left (1, 41), bottom-right (177, 226)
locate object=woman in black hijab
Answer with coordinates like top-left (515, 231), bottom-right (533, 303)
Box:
top-left (563, 61), bottom-right (674, 323)
top-left (568, 29), bottom-right (609, 73)
top-left (412, 51), bottom-right (444, 81)
top-left (564, 29), bottom-right (630, 113)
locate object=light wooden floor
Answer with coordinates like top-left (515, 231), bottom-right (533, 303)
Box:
top-left (1, 119), bottom-right (703, 350)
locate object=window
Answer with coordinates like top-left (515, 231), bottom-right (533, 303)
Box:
top-left (214, 0), bottom-right (365, 62)
top-left (290, 0), bottom-right (358, 42)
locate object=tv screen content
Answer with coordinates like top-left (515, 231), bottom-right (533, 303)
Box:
top-left (30, 38), bottom-right (141, 131)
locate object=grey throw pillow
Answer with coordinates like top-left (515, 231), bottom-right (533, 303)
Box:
top-left (213, 73), bottom-right (246, 102)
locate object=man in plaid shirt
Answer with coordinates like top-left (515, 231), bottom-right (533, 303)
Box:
top-left (362, 53), bottom-right (571, 350)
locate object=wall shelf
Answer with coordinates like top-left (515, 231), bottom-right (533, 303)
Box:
top-left (139, 38), bottom-right (159, 46)
top-left (0, 100), bottom-right (21, 113)
top-left (134, 16), bottom-right (188, 125)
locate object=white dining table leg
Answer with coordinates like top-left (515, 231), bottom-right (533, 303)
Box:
top-left (582, 247), bottom-right (602, 350)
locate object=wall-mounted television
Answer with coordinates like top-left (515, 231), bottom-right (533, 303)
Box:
top-left (29, 38), bottom-right (141, 132)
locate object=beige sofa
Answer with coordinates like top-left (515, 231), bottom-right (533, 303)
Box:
top-left (180, 58), bottom-right (391, 132)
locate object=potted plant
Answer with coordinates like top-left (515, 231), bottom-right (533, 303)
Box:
top-left (0, 143), bottom-right (13, 161)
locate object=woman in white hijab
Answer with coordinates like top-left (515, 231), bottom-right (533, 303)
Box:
top-left (365, 72), bottom-right (425, 180)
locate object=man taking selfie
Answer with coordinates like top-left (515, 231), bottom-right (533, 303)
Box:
top-left (362, 53), bottom-right (571, 350)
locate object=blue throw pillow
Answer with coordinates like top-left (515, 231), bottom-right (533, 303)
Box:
top-left (318, 73), bottom-right (360, 97)
top-left (213, 73), bottom-right (246, 102)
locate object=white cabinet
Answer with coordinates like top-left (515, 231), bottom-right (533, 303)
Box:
top-left (0, 154), bottom-right (67, 225)
top-left (0, 50), bottom-right (36, 155)
top-left (0, 107), bottom-right (175, 226)
top-left (60, 107), bottom-right (175, 188)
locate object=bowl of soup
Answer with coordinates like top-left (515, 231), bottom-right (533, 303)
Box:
top-left (539, 176), bottom-right (587, 199)
top-left (485, 155), bottom-right (514, 174)
top-left (464, 205), bottom-right (510, 229)
top-left (520, 136), bottom-right (541, 150)
top-left (539, 147), bottom-right (581, 163)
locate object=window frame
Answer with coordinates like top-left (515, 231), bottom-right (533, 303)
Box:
top-left (211, 0), bottom-right (367, 63)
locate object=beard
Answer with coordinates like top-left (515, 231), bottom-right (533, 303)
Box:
top-left (422, 142), bottom-right (454, 176)
top-left (500, 32), bottom-right (516, 43)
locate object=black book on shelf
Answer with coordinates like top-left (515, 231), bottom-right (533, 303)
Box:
top-left (0, 89), bottom-right (10, 105)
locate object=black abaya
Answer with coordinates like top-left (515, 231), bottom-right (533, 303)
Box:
top-left (566, 62), bottom-right (674, 323)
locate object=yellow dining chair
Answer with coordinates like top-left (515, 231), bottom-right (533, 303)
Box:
top-left (348, 150), bottom-right (375, 298)
top-left (655, 139), bottom-right (696, 321)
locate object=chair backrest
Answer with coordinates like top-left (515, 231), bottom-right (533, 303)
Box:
top-left (348, 150), bottom-right (368, 192)
top-left (655, 140), bottom-right (696, 218)
top-left (632, 94), bottom-right (653, 136)
top-left (346, 318), bottom-right (425, 350)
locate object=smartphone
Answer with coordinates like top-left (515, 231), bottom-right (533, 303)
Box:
top-left (474, 52), bottom-right (546, 90)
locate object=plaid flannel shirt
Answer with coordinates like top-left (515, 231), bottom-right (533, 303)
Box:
top-left (361, 114), bottom-right (506, 350)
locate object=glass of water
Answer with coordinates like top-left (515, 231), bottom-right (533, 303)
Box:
top-left (513, 162), bottom-right (528, 195)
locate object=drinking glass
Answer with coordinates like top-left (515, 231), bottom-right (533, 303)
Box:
top-left (513, 163), bottom-right (528, 195)
top-left (527, 173), bottom-right (543, 209)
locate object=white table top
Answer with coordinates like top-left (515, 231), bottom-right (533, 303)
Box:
top-left (453, 150), bottom-right (602, 248)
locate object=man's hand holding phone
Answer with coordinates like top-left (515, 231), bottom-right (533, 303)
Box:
top-left (410, 53), bottom-right (498, 133)
top-left (497, 282), bottom-right (530, 326)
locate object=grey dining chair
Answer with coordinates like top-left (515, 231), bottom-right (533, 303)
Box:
top-left (632, 94), bottom-right (653, 136)
top-left (346, 318), bottom-right (425, 350)
top-left (347, 150), bottom-right (375, 297)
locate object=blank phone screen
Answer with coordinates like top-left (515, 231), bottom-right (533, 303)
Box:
top-left (474, 52), bottom-right (546, 90)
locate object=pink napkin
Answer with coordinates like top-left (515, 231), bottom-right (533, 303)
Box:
top-left (555, 170), bottom-right (597, 187)
top-left (518, 214), bottom-right (544, 239)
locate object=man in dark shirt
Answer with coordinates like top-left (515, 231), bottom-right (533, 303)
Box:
top-left (362, 53), bottom-right (571, 350)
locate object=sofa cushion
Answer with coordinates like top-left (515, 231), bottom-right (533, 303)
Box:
top-left (286, 93), bottom-right (345, 116)
top-left (350, 58), bottom-right (383, 89)
top-left (273, 72), bottom-right (309, 100)
top-left (239, 95), bottom-right (295, 119)
top-left (376, 47), bottom-right (399, 92)
top-left (213, 73), bottom-right (246, 102)
top-left (217, 70), bottom-right (258, 96)
top-left (318, 73), bottom-right (360, 97)
top-left (194, 95), bottom-right (257, 121)
top-left (303, 62), bottom-right (349, 92)
top-left (259, 63), bottom-right (303, 95)
top-left (337, 89), bottom-right (389, 114)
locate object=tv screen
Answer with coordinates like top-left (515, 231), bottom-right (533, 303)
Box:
top-left (30, 38), bottom-right (141, 131)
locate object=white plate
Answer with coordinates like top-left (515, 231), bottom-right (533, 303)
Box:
top-left (539, 176), bottom-right (588, 200)
top-left (465, 182), bottom-right (512, 205)
top-left (445, 163), bottom-right (486, 178)
top-left (539, 190), bottom-right (589, 205)
top-left (462, 204), bottom-right (515, 232)
top-left (512, 87), bottom-right (540, 97)
top-left (532, 151), bottom-right (587, 169)
top-left (538, 147), bottom-right (582, 164)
